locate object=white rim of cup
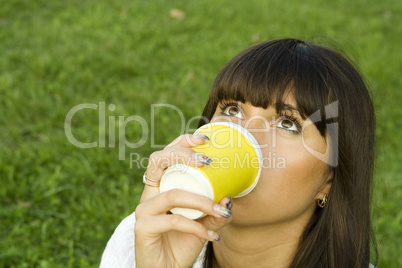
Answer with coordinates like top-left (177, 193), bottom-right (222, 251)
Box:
top-left (160, 164), bottom-right (215, 200)
top-left (194, 122), bottom-right (263, 198)
top-left (160, 164), bottom-right (214, 219)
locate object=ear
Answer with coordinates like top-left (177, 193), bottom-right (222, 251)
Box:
top-left (315, 168), bottom-right (333, 200)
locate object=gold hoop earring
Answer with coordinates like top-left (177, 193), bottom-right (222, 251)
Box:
top-left (317, 194), bottom-right (328, 208)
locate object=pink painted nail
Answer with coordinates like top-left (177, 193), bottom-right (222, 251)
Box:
top-left (213, 204), bottom-right (231, 218)
top-left (193, 134), bottom-right (209, 140)
top-left (225, 196), bottom-right (232, 210)
top-left (207, 230), bottom-right (221, 241)
top-left (194, 153), bottom-right (212, 165)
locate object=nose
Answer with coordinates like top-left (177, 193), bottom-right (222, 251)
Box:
top-left (241, 115), bottom-right (272, 147)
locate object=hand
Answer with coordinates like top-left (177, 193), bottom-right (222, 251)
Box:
top-left (134, 134), bottom-right (233, 267)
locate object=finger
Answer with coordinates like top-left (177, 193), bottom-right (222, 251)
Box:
top-left (140, 134), bottom-right (209, 203)
top-left (197, 196), bottom-right (233, 232)
top-left (136, 189), bottom-right (231, 219)
top-left (166, 134), bottom-right (209, 148)
top-left (135, 214), bottom-right (220, 242)
top-left (140, 148), bottom-right (212, 203)
top-left (147, 147), bottom-right (210, 176)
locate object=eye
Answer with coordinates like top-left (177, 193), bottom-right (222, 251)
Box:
top-left (220, 103), bottom-right (244, 119)
top-left (276, 116), bottom-right (301, 134)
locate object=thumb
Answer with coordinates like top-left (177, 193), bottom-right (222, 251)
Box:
top-left (197, 196), bottom-right (233, 232)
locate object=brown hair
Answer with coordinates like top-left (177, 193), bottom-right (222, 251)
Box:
top-left (199, 39), bottom-right (377, 268)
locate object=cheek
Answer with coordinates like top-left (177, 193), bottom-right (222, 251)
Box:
top-left (302, 124), bottom-right (327, 154)
top-left (231, 135), bottom-right (327, 225)
top-left (260, 144), bottom-right (320, 202)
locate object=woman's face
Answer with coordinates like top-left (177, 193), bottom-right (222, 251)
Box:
top-left (211, 98), bottom-right (332, 227)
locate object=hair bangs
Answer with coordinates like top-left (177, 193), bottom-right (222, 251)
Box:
top-left (208, 39), bottom-right (336, 136)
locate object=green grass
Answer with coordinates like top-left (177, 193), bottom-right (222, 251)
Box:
top-left (1, 0), bottom-right (401, 267)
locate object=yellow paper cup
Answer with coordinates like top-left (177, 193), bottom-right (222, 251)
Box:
top-left (159, 122), bottom-right (262, 219)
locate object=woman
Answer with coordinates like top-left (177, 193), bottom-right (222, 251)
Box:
top-left (101, 38), bottom-right (377, 267)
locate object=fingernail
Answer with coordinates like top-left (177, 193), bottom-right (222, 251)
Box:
top-left (213, 204), bottom-right (231, 218)
top-left (194, 153), bottom-right (212, 165)
top-left (193, 134), bottom-right (209, 140)
top-left (207, 230), bottom-right (221, 241)
top-left (225, 196), bottom-right (232, 210)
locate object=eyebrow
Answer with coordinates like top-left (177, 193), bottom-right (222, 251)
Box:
top-left (279, 103), bottom-right (306, 120)
top-left (281, 103), bottom-right (298, 112)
